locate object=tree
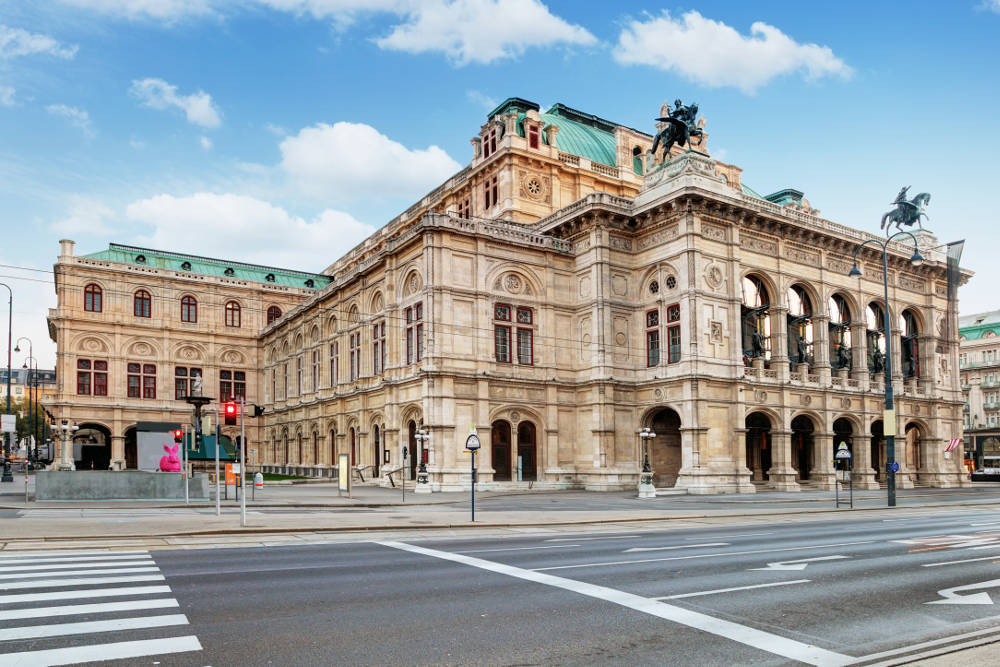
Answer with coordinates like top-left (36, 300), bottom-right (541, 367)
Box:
top-left (9, 397), bottom-right (50, 450)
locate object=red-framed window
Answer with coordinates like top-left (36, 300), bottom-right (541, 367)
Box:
top-left (484, 127), bottom-right (498, 157)
top-left (134, 290), bottom-right (151, 318)
top-left (128, 362), bottom-right (156, 399)
top-left (495, 303), bottom-right (511, 321)
top-left (220, 369), bottom-right (245, 401)
top-left (329, 342), bottom-right (339, 386)
top-left (495, 325), bottom-right (511, 363)
top-left (646, 309), bottom-right (660, 367)
top-left (406, 303), bottom-right (423, 365)
top-left (283, 362), bottom-right (288, 399)
top-left (516, 307), bottom-right (532, 324)
top-left (225, 301), bottom-right (241, 327)
top-left (84, 284), bottom-right (102, 312)
top-left (528, 125), bottom-right (539, 149)
top-left (174, 366), bottom-right (202, 399)
top-left (457, 197), bottom-right (471, 219)
top-left (349, 332), bottom-right (360, 381)
top-left (372, 321), bottom-right (386, 374)
top-left (296, 356), bottom-right (302, 394)
top-left (266, 305), bottom-right (282, 324)
top-left (181, 295), bottom-right (197, 323)
top-left (484, 175), bottom-right (499, 209)
top-left (312, 349), bottom-right (320, 390)
top-left (517, 328), bottom-right (533, 365)
top-left (77, 358), bottom-right (107, 396)
top-left (667, 303), bottom-right (681, 364)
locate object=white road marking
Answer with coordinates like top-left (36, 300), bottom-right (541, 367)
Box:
top-left (685, 532), bottom-right (774, 539)
top-left (0, 635), bottom-right (202, 665)
top-left (926, 579), bottom-right (1000, 605)
top-left (922, 554), bottom-right (1000, 568)
top-left (377, 540), bottom-right (851, 667)
top-left (0, 598), bottom-right (179, 622)
top-left (532, 541), bottom-right (876, 572)
top-left (0, 561), bottom-right (153, 574)
top-left (0, 549), bottom-right (148, 559)
top-left (654, 580), bottom-right (811, 600)
top-left (854, 621), bottom-right (1000, 662)
top-left (0, 585), bottom-right (172, 605)
top-left (971, 522), bottom-right (1000, 526)
top-left (0, 554), bottom-right (153, 566)
top-left (624, 542), bottom-right (729, 553)
top-left (545, 535), bottom-right (641, 542)
top-left (750, 555), bottom-right (849, 572)
top-left (0, 613), bottom-right (188, 641)
top-left (0, 574), bottom-right (165, 590)
top-left (459, 545), bottom-right (581, 554)
top-left (0, 566), bottom-right (160, 580)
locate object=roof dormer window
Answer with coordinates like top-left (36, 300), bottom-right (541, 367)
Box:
top-left (224, 268), bottom-right (235, 277)
top-left (265, 273), bottom-right (276, 283)
top-left (528, 124), bottom-right (539, 149)
top-left (181, 261), bottom-right (191, 271)
top-left (135, 254), bottom-right (146, 264)
top-left (305, 279), bottom-right (315, 288)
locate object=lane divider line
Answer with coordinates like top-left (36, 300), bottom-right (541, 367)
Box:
top-left (376, 540), bottom-right (851, 667)
top-left (654, 579), bottom-right (811, 600)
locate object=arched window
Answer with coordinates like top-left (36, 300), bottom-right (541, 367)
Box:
top-left (900, 309), bottom-right (920, 378)
top-left (84, 284), bottom-right (102, 312)
top-left (866, 302), bottom-right (886, 374)
top-left (181, 295), bottom-right (197, 323)
top-left (786, 285), bottom-right (813, 366)
top-left (134, 290), bottom-right (151, 318)
top-left (267, 306), bottom-right (282, 324)
top-left (225, 301), bottom-right (241, 327)
top-left (741, 275), bottom-right (770, 363)
top-left (829, 294), bottom-right (852, 369)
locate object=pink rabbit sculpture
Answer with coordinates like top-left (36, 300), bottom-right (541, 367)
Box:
top-left (159, 444), bottom-right (181, 472)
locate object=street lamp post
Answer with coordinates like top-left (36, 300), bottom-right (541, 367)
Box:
top-left (1, 282), bottom-right (12, 483)
top-left (414, 427), bottom-right (431, 493)
top-left (15, 338), bottom-right (33, 466)
top-left (638, 426), bottom-right (656, 499)
top-left (848, 230), bottom-right (924, 507)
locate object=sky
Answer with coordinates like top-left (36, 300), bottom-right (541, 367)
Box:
top-left (2, 0), bottom-right (999, 368)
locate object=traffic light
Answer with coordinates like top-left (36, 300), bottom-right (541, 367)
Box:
top-left (250, 404), bottom-right (265, 418)
top-left (173, 429), bottom-right (182, 444)
top-left (224, 402), bottom-right (237, 426)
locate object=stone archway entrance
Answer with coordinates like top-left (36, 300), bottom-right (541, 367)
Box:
top-left (75, 423), bottom-right (111, 470)
top-left (905, 423), bottom-right (922, 479)
top-left (491, 420), bottom-right (511, 481)
top-left (650, 408), bottom-right (681, 487)
top-left (517, 421), bottom-right (537, 481)
top-left (124, 427), bottom-right (137, 469)
top-left (407, 421), bottom-right (418, 480)
top-left (745, 412), bottom-right (772, 482)
top-left (791, 415), bottom-right (814, 481)
top-left (871, 420), bottom-right (885, 482)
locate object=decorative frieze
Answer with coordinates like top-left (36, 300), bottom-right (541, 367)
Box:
top-left (785, 244), bottom-right (820, 267)
top-left (701, 222), bottom-right (727, 242)
top-left (740, 232), bottom-right (778, 256)
top-left (898, 274), bottom-right (924, 293)
top-left (608, 234), bottom-right (633, 251)
top-left (637, 224), bottom-right (679, 249)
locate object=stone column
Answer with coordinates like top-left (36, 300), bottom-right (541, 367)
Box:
top-left (851, 323), bottom-right (869, 390)
top-left (771, 306), bottom-right (790, 381)
top-left (813, 315), bottom-right (832, 383)
top-left (767, 428), bottom-right (800, 491)
top-left (110, 435), bottom-right (125, 471)
top-left (896, 424), bottom-right (914, 489)
top-left (852, 431), bottom-right (879, 489)
top-left (811, 431), bottom-right (836, 489)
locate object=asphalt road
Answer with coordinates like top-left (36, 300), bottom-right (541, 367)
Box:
top-left (6, 510), bottom-right (1000, 664)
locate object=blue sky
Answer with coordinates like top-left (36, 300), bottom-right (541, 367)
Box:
top-left (2, 0), bottom-right (999, 367)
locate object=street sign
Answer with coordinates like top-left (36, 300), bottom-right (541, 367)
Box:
top-left (889, 461), bottom-right (900, 473)
top-left (1, 414), bottom-right (14, 433)
top-left (834, 443), bottom-right (852, 460)
top-left (465, 434), bottom-right (481, 451)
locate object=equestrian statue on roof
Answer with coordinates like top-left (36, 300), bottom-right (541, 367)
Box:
top-left (650, 99), bottom-right (704, 163)
top-left (880, 185), bottom-right (931, 234)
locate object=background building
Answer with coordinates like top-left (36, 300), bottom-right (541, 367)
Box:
top-left (959, 311), bottom-right (1000, 469)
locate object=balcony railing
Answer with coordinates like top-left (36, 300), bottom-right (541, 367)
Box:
top-left (985, 401), bottom-right (1000, 411)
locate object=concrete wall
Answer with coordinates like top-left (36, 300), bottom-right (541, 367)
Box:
top-left (36, 470), bottom-right (209, 500)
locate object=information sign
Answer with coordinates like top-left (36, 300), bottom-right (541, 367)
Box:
top-left (0, 414), bottom-right (14, 433)
top-left (338, 452), bottom-right (349, 492)
top-left (889, 461), bottom-right (900, 473)
top-left (465, 434), bottom-right (481, 451)
top-left (834, 443), bottom-right (852, 460)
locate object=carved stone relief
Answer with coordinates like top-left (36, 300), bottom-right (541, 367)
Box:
top-left (637, 225), bottom-right (679, 249)
top-left (785, 244), bottom-right (820, 267)
top-left (518, 170), bottom-right (551, 204)
top-left (129, 342), bottom-right (153, 357)
top-left (701, 223), bottom-right (727, 242)
top-left (740, 232), bottom-right (778, 256)
top-left (611, 274), bottom-right (628, 296)
top-left (80, 337), bottom-right (107, 353)
top-left (608, 235), bottom-right (632, 252)
top-left (703, 262), bottom-right (725, 291)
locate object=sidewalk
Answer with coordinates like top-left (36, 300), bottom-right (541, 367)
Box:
top-left (1, 483), bottom-right (999, 548)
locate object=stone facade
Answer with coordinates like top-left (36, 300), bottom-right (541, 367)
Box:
top-left (49, 97), bottom-right (971, 491)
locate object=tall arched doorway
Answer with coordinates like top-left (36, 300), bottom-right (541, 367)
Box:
top-left (745, 412), bottom-right (772, 482)
top-left (650, 408), bottom-right (682, 487)
top-left (871, 420), bottom-right (885, 482)
top-left (791, 415), bottom-right (814, 481)
top-left (372, 425), bottom-right (380, 477)
top-left (75, 423), bottom-right (111, 470)
top-left (517, 421), bottom-right (537, 481)
top-left (491, 420), bottom-right (511, 481)
top-left (123, 427), bottom-right (137, 470)
top-left (407, 421), bottom-right (417, 479)
top-left (329, 429), bottom-right (337, 466)
top-left (905, 423), bottom-right (922, 478)
top-left (833, 418), bottom-right (854, 457)
top-left (350, 428), bottom-right (357, 468)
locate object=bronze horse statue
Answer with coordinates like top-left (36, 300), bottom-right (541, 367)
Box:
top-left (650, 99), bottom-right (703, 163)
top-left (880, 186), bottom-right (931, 234)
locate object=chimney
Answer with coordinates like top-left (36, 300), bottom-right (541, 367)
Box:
top-left (59, 239), bottom-right (75, 259)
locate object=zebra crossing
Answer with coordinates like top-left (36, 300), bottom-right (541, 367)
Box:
top-left (0, 549), bottom-right (202, 665)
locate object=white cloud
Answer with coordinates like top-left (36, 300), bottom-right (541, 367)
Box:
top-left (126, 192), bottom-right (376, 270)
top-left (279, 121), bottom-right (461, 202)
top-left (50, 196), bottom-right (117, 235)
top-left (130, 77), bottom-right (222, 128)
top-left (614, 10), bottom-right (852, 94)
top-left (56, 0), bottom-right (220, 21)
top-left (377, 0), bottom-right (596, 64)
top-left (466, 89), bottom-right (497, 110)
top-left (199, 135), bottom-right (213, 150)
top-left (0, 25), bottom-right (78, 59)
top-left (264, 123), bottom-right (287, 137)
top-left (0, 85), bottom-right (14, 106)
top-left (46, 103), bottom-right (95, 137)
top-left (982, 1), bottom-right (1000, 13)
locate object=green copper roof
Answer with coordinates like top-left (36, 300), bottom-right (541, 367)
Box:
top-left (540, 104), bottom-right (617, 167)
top-left (960, 311), bottom-right (1000, 339)
top-left (742, 183), bottom-right (765, 199)
top-left (81, 243), bottom-right (332, 290)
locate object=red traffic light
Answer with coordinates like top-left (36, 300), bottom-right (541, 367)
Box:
top-left (173, 429), bottom-right (182, 442)
top-left (224, 402), bottom-right (238, 425)
top-left (225, 403), bottom-right (236, 415)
